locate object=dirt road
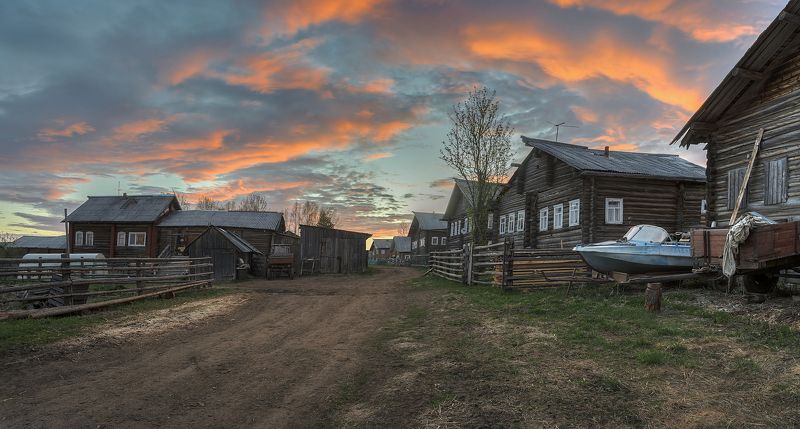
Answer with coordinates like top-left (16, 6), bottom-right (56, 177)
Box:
top-left (0, 266), bottom-right (420, 428)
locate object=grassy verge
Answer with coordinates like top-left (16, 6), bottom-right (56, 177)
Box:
top-left (0, 287), bottom-right (230, 353)
top-left (327, 274), bottom-right (800, 427)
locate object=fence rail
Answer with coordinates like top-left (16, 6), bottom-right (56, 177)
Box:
top-left (0, 256), bottom-right (213, 319)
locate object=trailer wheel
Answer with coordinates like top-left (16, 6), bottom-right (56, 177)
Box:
top-left (738, 273), bottom-right (778, 294)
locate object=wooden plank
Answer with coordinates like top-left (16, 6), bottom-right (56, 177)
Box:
top-left (729, 128), bottom-right (764, 224)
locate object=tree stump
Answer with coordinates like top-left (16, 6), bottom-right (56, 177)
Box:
top-left (644, 283), bottom-right (662, 313)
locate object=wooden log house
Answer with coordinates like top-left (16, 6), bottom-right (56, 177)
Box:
top-left (391, 236), bottom-right (412, 261)
top-left (441, 179), bottom-right (502, 249)
top-left (299, 225), bottom-right (370, 274)
top-left (408, 211), bottom-right (449, 255)
top-left (672, 0), bottom-right (800, 226)
top-left (369, 238), bottom-right (393, 262)
top-left (495, 138), bottom-right (706, 249)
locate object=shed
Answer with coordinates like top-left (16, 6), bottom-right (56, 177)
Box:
top-left (369, 238), bottom-right (393, 262)
top-left (9, 235), bottom-right (67, 255)
top-left (299, 225), bottom-right (371, 274)
top-left (184, 226), bottom-right (263, 281)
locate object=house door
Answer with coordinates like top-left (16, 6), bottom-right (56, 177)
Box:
top-left (211, 249), bottom-right (235, 280)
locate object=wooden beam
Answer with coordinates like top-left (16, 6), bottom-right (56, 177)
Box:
top-left (690, 122), bottom-right (717, 132)
top-left (732, 67), bottom-right (765, 81)
top-left (511, 162), bottom-right (523, 167)
top-left (779, 10), bottom-right (800, 26)
top-left (729, 128), bottom-right (764, 225)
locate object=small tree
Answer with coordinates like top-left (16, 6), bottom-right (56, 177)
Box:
top-left (300, 201), bottom-right (320, 226)
top-left (238, 193), bottom-right (270, 211)
top-left (317, 207), bottom-right (338, 228)
top-left (397, 221), bottom-right (409, 236)
top-left (195, 195), bottom-right (220, 210)
top-left (440, 86), bottom-right (513, 245)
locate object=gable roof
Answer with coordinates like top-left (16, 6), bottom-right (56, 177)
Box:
top-left (412, 211), bottom-right (448, 231)
top-left (672, 0), bottom-right (800, 147)
top-left (442, 178), bottom-right (503, 219)
top-left (523, 137), bottom-right (706, 181)
top-left (299, 224), bottom-right (372, 238)
top-left (185, 226), bottom-right (262, 254)
top-left (65, 195), bottom-right (178, 223)
top-left (371, 238), bottom-right (393, 250)
top-left (157, 210), bottom-right (284, 231)
top-left (392, 236), bottom-right (412, 253)
top-left (10, 235), bottom-right (67, 249)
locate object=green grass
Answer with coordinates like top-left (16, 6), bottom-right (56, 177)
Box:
top-left (0, 287), bottom-right (230, 352)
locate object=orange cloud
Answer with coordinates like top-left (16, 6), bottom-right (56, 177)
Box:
top-left (37, 121), bottom-right (95, 142)
top-left (161, 49), bottom-right (218, 85)
top-left (549, 0), bottom-right (758, 42)
top-left (364, 152), bottom-right (393, 161)
top-left (112, 117), bottom-right (173, 141)
top-left (188, 178), bottom-right (312, 202)
top-left (281, 0), bottom-right (384, 34)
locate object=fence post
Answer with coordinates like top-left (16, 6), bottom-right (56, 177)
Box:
top-left (136, 261), bottom-right (143, 296)
top-left (466, 243), bottom-right (474, 286)
top-left (502, 239), bottom-right (513, 290)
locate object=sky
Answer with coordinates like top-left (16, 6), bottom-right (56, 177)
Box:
top-left (0, 0), bottom-right (786, 239)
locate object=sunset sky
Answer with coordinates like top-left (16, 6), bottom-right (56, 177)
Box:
top-left (0, 0), bottom-right (785, 238)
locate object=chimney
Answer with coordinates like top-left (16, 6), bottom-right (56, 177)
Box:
top-left (604, 146), bottom-right (610, 157)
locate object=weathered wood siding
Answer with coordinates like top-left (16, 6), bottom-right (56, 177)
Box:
top-left (445, 194), bottom-right (470, 250)
top-left (409, 229), bottom-right (448, 255)
top-left (70, 223), bottom-right (156, 257)
top-left (185, 228), bottom-right (246, 281)
top-left (299, 226), bottom-right (369, 274)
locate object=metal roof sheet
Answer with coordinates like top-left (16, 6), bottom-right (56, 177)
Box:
top-left (442, 178), bottom-right (503, 219)
top-left (10, 235), bottom-right (67, 249)
top-left (216, 227), bottom-right (263, 254)
top-left (412, 211), bottom-right (448, 231)
top-left (157, 210), bottom-right (284, 231)
top-left (65, 195), bottom-right (177, 223)
top-left (371, 238), bottom-right (393, 249)
top-left (523, 138), bottom-right (706, 181)
top-left (392, 236), bottom-right (412, 252)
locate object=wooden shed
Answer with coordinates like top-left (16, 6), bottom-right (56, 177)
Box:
top-left (495, 138), bottom-right (706, 249)
top-left (672, 0), bottom-right (800, 226)
top-left (8, 235), bottom-right (66, 256)
top-left (299, 225), bottom-right (370, 274)
top-left (185, 226), bottom-right (262, 281)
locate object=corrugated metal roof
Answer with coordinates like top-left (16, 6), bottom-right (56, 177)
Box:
top-left (65, 195), bottom-right (177, 223)
top-left (523, 138), bottom-right (706, 181)
top-left (216, 227), bottom-right (263, 254)
top-left (392, 236), bottom-right (411, 252)
top-left (412, 211), bottom-right (448, 231)
top-left (673, 0), bottom-right (800, 147)
top-left (10, 235), bottom-right (66, 249)
top-left (157, 210), bottom-right (284, 231)
top-left (371, 238), bottom-right (393, 250)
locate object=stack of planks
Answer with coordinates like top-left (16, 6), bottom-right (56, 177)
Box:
top-left (507, 249), bottom-right (591, 289)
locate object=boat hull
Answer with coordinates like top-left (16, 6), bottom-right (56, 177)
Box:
top-left (574, 243), bottom-right (692, 275)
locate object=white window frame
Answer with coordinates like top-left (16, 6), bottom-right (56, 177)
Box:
top-left (420, 237), bottom-right (426, 247)
top-left (499, 215), bottom-right (506, 234)
top-left (516, 210), bottom-right (525, 232)
top-left (568, 199), bottom-right (580, 227)
top-left (553, 204), bottom-right (564, 230)
top-left (117, 231), bottom-right (126, 247)
top-left (412, 241), bottom-right (417, 250)
top-left (441, 237), bottom-right (447, 245)
top-left (605, 198), bottom-right (624, 224)
top-left (539, 207), bottom-right (548, 232)
top-left (432, 236), bottom-right (439, 246)
top-left (128, 231), bottom-right (147, 247)
top-left (487, 214), bottom-right (493, 229)
top-left (85, 231), bottom-right (94, 246)
top-left (507, 212), bottom-right (515, 234)
top-left (380, 249), bottom-right (386, 255)
top-left (701, 199), bottom-right (707, 215)
top-left (75, 231), bottom-right (84, 246)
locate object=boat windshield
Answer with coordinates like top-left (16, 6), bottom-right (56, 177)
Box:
top-left (622, 225), bottom-right (671, 243)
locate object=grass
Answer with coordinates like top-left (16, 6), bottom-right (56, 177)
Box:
top-left (0, 287), bottom-right (230, 353)
top-left (326, 273), bottom-right (800, 428)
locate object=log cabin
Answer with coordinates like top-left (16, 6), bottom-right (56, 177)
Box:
top-left (369, 238), bottom-right (393, 262)
top-left (299, 225), bottom-right (370, 274)
top-left (408, 211), bottom-right (448, 256)
top-left (495, 138), bottom-right (706, 249)
top-left (672, 0), bottom-right (800, 226)
top-left (441, 179), bottom-right (502, 249)
top-left (64, 194), bottom-right (181, 258)
top-left (391, 236), bottom-right (412, 261)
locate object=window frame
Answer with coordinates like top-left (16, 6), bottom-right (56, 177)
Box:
top-left (432, 236), bottom-right (439, 246)
top-left (499, 215), bottom-right (506, 235)
top-left (605, 198), bottom-right (624, 224)
top-left (487, 213), bottom-right (493, 229)
top-left (117, 231), bottom-right (126, 247)
top-left (441, 237), bottom-right (447, 245)
top-left (507, 212), bottom-right (515, 234)
top-left (553, 204), bottom-right (564, 229)
top-left (75, 231), bottom-right (84, 247)
top-left (420, 237), bottom-right (426, 248)
top-left (539, 207), bottom-right (548, 232)
top-left (568, 199), bottom-right (580, 227)
top-left (128, 231), bottom-right (147, 247)
top-left (85, 231), bottom-right (94, 246)
top-left (516, 210), bottom-right (525, 232)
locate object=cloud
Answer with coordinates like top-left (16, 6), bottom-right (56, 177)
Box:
top-left (37, 121), bottom-right (95, 142)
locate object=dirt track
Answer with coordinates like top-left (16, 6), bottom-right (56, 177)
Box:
top-left (0, 266), bottom-right (420, 428)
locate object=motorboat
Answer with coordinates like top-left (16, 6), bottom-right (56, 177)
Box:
top-left (573, 225), bottom-right (692, 274)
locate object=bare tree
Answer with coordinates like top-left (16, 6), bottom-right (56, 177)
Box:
top-left (175, 192), bottom-right (192, 209)
top-left (237, 193), bottom-right (269, 211)
top-left (440, 86), bottom-right (513, 245)
top-left (195, 195), bottom-right (221, 210)
top-left (300, 201), bottom-right (320, 226)
top-left (317, 207), bottom-right (338, 228)
top-left (397, 221), bottom-right (409, 236)
top-left (222, 200), bottom-right (237, 211)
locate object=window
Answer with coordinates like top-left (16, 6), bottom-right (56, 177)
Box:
top-left (432, 237), bottom-right (439, 246)
top-left (569, 199), bottom-right (580, 226)
top-left (420, 237), bottom-right (426, 247)
top-left (701, 199), bottom-right (707, 215)
top-left (499, 215), bottom-right (506, 234)
top-left (539, 208), bottom-right (548, 231)
top-left (404, 254), bottom-right (410, 260)
top-left (516, 210), bottom-right (525, 232)
top-left (441, 237), bottom-right (447, 245)
top-left (553, 204), bottom-right (564, 229)
top-left (451, 222), bottom-right (456, 236)
top-left (764, 158), bottom-right (788, 205)
top-left (117, 231), bottom-right (126, 247)
top-left (412, 241), bottom-right (417, 250)
top-left (727, 168), bottom-right (748, 210)
top-left (128, 232), bottom-right (147, 247)
top-left (605, 198), bottom-right (623, 224)
top-left (380, 249), bottom-right (386, 255)
top-left (85, 231), bottom-right (94, 246)
top-left (507, 212), bottom-right (515, 233)
top-left (487, 214), bottom-right (493, 229)
top-left (75, 231), bottom-right (84, 246)
top-left (461, 218), bottom-right (467, 234)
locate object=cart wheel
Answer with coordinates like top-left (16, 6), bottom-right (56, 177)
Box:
top-left (738, 273), bottom-right (778, 294)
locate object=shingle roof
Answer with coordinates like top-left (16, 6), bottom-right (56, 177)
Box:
top-left (65, 195), bottom-right (177, 223)
top-left (412, 212), bottom-right (448, 231)
top-left (371, 238), bottom-right (393, 250)
top-left (672, 0), bottom-right (800, 147)
top-left (158, 210), bottom-right (284, 231)
top-left (392, 236), bottom-right (412, 253)
top-left (10, 235), bottom-right (67, 249)
top-left (523, 137), bottom-right (706, 181)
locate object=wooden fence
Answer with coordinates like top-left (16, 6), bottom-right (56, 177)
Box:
top-left (429, 241), bottom-right (595, 290)
top-left (0, 256), bottom-right (213, 319)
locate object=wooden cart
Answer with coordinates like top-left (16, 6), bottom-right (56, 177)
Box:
top-left (266, 244), bottom-right (294, 280)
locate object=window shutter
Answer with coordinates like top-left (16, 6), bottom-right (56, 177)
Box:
top-left (764, 158), bottom-right (788, 205)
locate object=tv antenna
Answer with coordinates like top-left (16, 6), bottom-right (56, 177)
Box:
top-left (547, 121), bottom-right (579, 142)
